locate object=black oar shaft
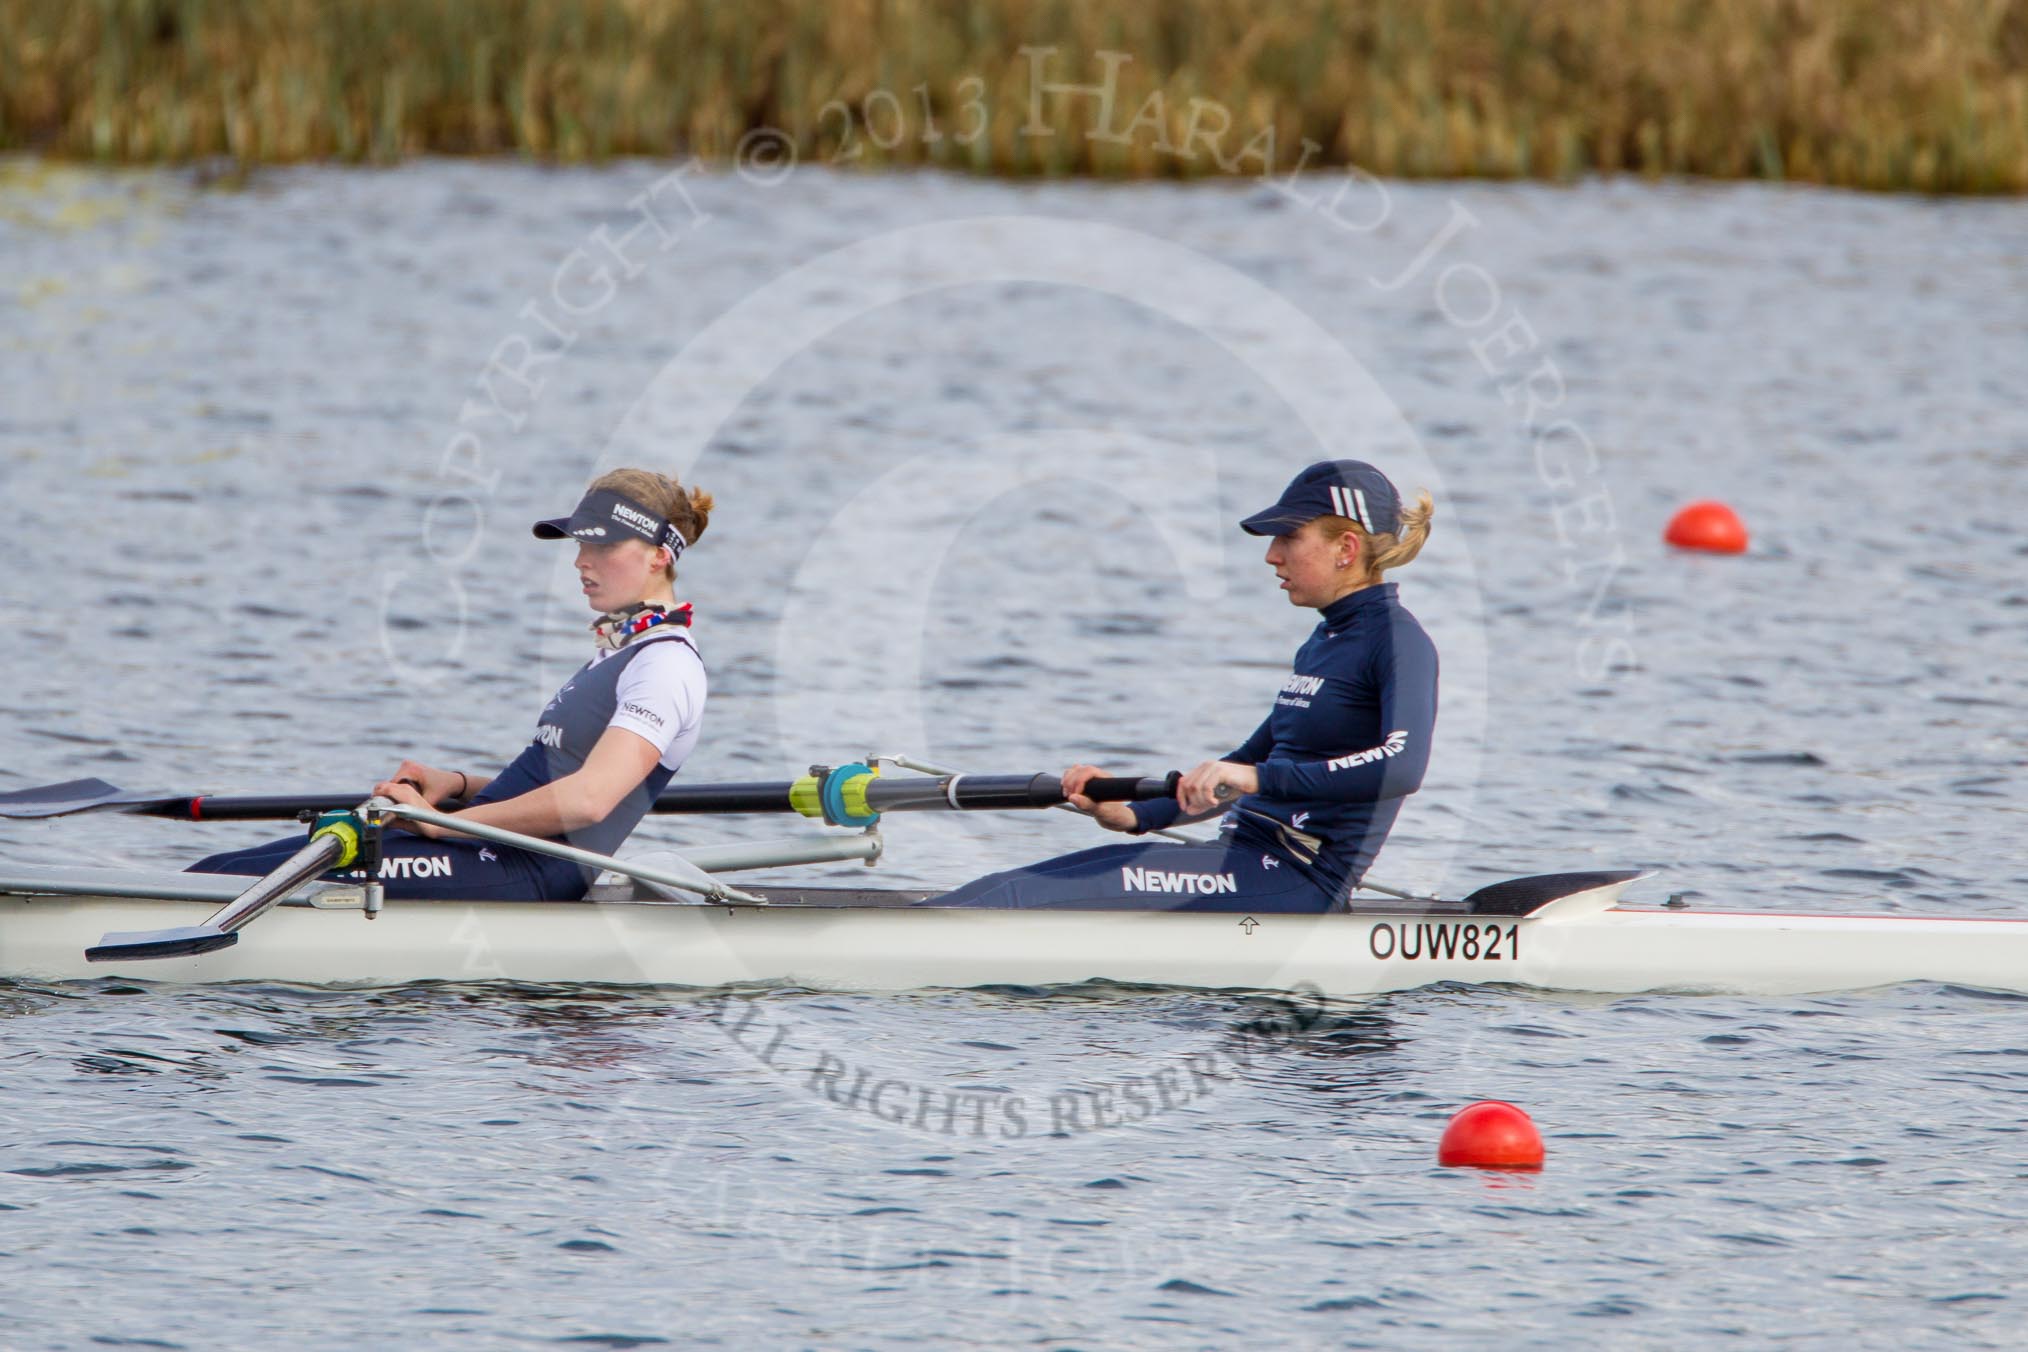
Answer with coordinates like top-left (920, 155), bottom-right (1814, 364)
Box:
top-left (875, 772), bottom-right (1179, 810)
top-left (138, 794), bottom-right (359, 822)
top-left (2, 771), bottom-right (1188, 821)
top-left (650, 782), bottom-right (801, 814)
top-left (651, 772), bottom-right (1182, 815)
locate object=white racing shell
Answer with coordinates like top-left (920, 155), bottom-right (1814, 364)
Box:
top-left (3, 869), bottom-right (2026, 995)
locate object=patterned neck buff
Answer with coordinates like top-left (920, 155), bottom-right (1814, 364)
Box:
top-left (590, 600), bottom-right (693, 652)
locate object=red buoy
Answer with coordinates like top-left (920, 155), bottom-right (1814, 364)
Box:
top-left (1664, 500), bottom-right (1749, 554)
top-left (1437, 1100), bottom-right (1545, 1169)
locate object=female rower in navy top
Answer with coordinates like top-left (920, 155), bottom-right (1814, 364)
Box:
top-left (938, 460), bottom-right (1437, 914)
top-left (188, 469), bottom-right (712, 901)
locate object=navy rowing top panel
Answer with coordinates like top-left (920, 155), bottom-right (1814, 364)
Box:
top-left (1131, 582), bottom-right (1438, 901)
top-left (471, 630), bottom-right (699, 863)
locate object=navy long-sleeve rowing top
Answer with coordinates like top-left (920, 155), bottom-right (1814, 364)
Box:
top-left (1128, 582), bottom-right (1438, 902)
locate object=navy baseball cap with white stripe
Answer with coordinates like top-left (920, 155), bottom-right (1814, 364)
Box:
top-left (1240, 460), bottom-right (1403, 538)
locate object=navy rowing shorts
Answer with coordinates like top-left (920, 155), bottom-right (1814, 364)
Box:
top-left (927, 840), bottom-right (1334, 913)
top-left (186, 833), bottom-right (587, 901)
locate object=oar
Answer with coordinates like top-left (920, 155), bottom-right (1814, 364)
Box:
top-left (659, 769), bottom-right (1192, 822)
top-left (0, 770), bottom-right (1194, 822)
top-left (0, 778), bottom-right (438, 821)
top-left (0, 778), bottom-right (196, 819)
top-left (0, 778), bottom-right (382, 821)
top-left (872, 753), bottom-right (1207, 843)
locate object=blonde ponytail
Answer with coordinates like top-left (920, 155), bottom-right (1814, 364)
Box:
top-left (1369, 490), bottom-right (1433, 574)
top-left (1317, 489), bottom-right (1434, 580)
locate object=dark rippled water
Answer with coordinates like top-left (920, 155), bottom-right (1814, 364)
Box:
top-left (2, 158), bottom-right (2025, 1346)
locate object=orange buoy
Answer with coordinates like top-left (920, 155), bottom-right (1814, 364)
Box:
top-left (1437, 1100), bottom-right (1545, 1169)
top-left (1664, 500), bottom-right (1749, 554)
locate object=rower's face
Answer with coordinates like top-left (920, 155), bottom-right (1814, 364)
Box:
top-left (1264, 520), bottom-right (1357, 608)
top-left (575, 538), bottom-right (667, 610)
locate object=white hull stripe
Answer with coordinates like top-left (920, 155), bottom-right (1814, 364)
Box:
top-left (23, 885), bottom-right (2028, 995)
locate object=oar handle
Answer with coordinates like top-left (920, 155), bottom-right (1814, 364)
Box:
top-left (1075, 773), bottom-right (1183, 803)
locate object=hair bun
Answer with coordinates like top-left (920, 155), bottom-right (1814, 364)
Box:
top-left (682, 484), bottom-right (714, 543)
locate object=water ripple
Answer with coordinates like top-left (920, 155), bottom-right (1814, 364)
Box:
top-left (0, 165), bottom-right (2024, 1347)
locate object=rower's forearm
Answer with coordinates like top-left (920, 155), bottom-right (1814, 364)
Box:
top-left (1130, 797), bottom-right (1228, 834)
top-left (438, 781), bottom-right (603, 839)
top-left (1172, 802), bottom-right (1231, 826)
top-left (1254, 746), bottom-right (1428, 803)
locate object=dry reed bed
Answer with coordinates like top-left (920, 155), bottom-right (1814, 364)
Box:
top-left (4, 0), bottom-right (2026, 192)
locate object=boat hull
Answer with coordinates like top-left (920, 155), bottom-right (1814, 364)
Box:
top-left (4, 894), bottom-right (2026, 996)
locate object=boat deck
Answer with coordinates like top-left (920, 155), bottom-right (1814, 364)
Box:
top-left (0, 864), bottom-right (1637, 917)
top-left (646, 884), bottom-right (1474, 914)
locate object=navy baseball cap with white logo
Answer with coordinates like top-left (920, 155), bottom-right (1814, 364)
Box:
top-left (533, 487), bottom-right (686, 559)
top-left (1239, 460), bottom-right (1403, 538)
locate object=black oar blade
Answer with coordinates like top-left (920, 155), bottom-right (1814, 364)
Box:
top-left (0, 781), bottom-right (357, 821)
top-left (0, 779), bottom-right (181, 819)
top-left (86, 926), bottom-right (240, 962)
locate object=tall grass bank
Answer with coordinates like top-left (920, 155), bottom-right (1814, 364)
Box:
top-left (4, 0), bottom-right (2026, 191)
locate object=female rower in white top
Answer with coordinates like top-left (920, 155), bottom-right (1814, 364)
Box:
top-left (189, 468), bottom-right (712, 900)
